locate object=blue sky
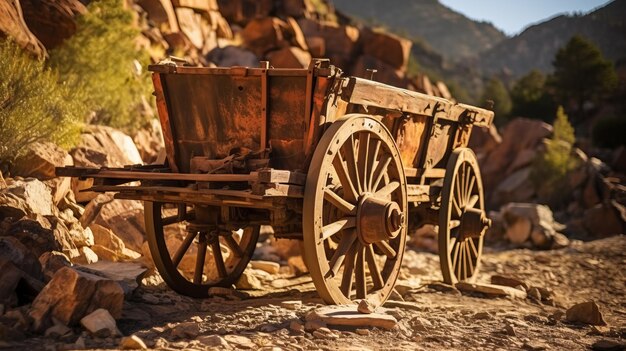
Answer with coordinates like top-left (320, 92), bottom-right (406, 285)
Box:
top-left (439, 0), bottom-right (611, 35)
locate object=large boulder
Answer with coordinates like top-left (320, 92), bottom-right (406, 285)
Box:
top-left (132, 119), bottom-right (164, 165)
top-left (241, 17), bottom-right (289, 57)
top-left (469, 124), bottom-right (502, 163)
top-left (29, 266), bottom-right (124, 331)
top-left (20, 0), bottom-right (86, 50)
top-left (583, 201), bottom-right (625, 238)
top-left (501, 203), bottom-right (568, 249)
top-left (80, 194), bottom-right (146, 253)
top-left (352, 55), bottom-right (408, 88)
top-left (265, 46), bottom-right (311, 68)
top-left (11, 142), bottom-right (73, 179)
top-left (0, 0), bottom-right (46, 58)
top-left (360, 28), bottom-right (412, 72)
top-left (7, 214), bottom-right (76, 257)
top-left (0, 178), bottom-right (55, 218)
top-left (481, 118), bottom-right (552, 199)
top-left (298, 18), bottom-right (359, 69)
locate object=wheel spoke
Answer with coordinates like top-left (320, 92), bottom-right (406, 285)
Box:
top-left (465, 243), bottom-right (474, 275)
top-left (321, 217), bottom-right (356, 242)
top-left (374, 181), bottom-right (399, 198)
top-left (343, 135), bottom-right (362, 194)
top-left (459, 242), bottom-right (467, 280)
top-left (366, 139), bottom-right (382, 192)
top-left (333, 152), bottom-right (359, 202)
top-left (374, 240), bottom-right (397, 259)
top-left (464, 165), bottom-right (472, 205)
top-left (324, 188), bottom-right (356, 215)
top-left (162, 214), bottom-right (183, 226)
top-left (451, 240), bottom-right (460, 266)
top-left (449, 219), bottom-right (461, 229)
top-left (455, 173), bottom-right (464, 207)
top-left (371, 154), bottom-right (392, 192)
top-left (357, 132), bottom-right (370, 190)
top-left (365, 244), bottom-right (384, 290)
top-left (340, 244), bottom-right (357, 297)
top-left (211, 240), bottom-right (227, 279)
top-left (172, 231), bottom-right (198, 267)
top-left (451, 196), bottom-right (462, 217)
top-left (327, 229), bottom-right (357, 278)
top-left (355, 245), bottom-right (366, 299)
top-left (223, 233), bottom-right (244, 258)
top-left (456, 241), bottom-right (464, 280)
top-left (193, 233), bottom-right (207, 284)
top-left (467, 176), bottom-right (476, 203)
top-left (468, 238), bottom-right (479, 258)
top-left (466, 194), bottom-right (479, 209)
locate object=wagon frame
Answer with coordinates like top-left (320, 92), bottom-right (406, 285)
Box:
top-left (57, 58), bottom-right (493, 307)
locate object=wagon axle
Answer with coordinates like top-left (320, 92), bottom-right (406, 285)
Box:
top-left (357, 195), bottom-right (404, 244)
top-left (458, 207), bottom-right (492, 240)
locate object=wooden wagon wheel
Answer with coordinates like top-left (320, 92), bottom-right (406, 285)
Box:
top-left (438, 148), bottom-right (491, 285)
top-left (145, 202), bottom-right (259, 297)
top-left (303, 114), bottom-right (407, 307)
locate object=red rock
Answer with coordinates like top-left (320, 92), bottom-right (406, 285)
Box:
top-left (361, 28), bottom-right (412, 71)
top-left (39, 251), bottom-right (71, 282)
top-left (217, 0), bottom-right (273, 24)
top-left (0, 0), bottom-right (46, 57)
top-left (29, 267), bottom-right (124, 331)
top-left (583, 201), bottom-right (625, 238)
top-left (11, 142), bottom-right (73, 180)
top-left (241, 17), bottom-right (289, 57)
top-left (352, 55), bottom-right (408, 87)
top-left (565, 301), bottom-right (607, 325)
top-left (266, 46), bottom-right (311, 68)
top-left (20, 0), bottom-right (86, 50)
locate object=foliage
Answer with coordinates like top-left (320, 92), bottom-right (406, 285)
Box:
top-left (548, 35), bottom-right (617, 121)
top-left (510, 70), bottom-right (556, 121)
top-left (49, 0), bottom-right (152, 132)
top-left (592, 115), bottom-right (626, 148)
top-left (0, 40), bottom-right (84, 163)
top-left (480, 77), bottom-right (512, 125)
top-left (531, 106), bottom-right (579, 203)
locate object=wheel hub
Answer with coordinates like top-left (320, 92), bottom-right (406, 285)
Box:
top-left (458, 207), bottom-right (491, 240)
top-left (357, 194), bottom-right (405, 244)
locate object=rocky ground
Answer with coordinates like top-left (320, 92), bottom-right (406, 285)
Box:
top-left (2, 235), bottom-right (623, 351)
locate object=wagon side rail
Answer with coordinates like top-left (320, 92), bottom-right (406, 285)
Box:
top-left (55, 166), bottom-right (307, 205)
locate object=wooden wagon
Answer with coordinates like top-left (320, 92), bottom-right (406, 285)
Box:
top-left (57, 58), bottom-right (493, 308)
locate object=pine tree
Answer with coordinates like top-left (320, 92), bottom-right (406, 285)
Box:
top-left (549, 35), bottom-right (617, 121)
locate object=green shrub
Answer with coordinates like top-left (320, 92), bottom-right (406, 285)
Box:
top-left (49, 0), bottom-right (152, 132)
top-left (592, 115), bottom-right (626, 148)
top-left (531, 106), bottom-right (579, 203)
top-left (0, 40), bottom-right (84, 163)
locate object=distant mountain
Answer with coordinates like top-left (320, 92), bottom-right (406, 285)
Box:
top-left (331, 0), bottom-right (506, 61)
top-left (478, 0), bottom-right (626, 78)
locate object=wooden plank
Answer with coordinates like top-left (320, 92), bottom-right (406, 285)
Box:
top-left (254, 169), bottom-right (306, 185)
top-left (341, 77), bottom-right (494, 127)
top-left (88, 185), bottom-right (264, 199)
top-left (152, 73), bottom-right (179, 172)
top-left (407, 184), bottom-right (431, 203)
top-left (75, 169), bottom-right (257, 182)
top-left (252, 183), bottom-right (304, 198)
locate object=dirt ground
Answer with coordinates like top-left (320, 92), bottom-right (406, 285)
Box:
top-left (8, 235), bottom-right (626, 351)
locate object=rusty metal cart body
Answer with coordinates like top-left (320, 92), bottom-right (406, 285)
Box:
top-left (57, 59), bottom-right (494, 307)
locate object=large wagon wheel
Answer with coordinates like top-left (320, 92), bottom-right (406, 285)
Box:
top-left (145, 202), bottom-right (259, 297)
top-left (438, 148), bottom-right (491, 284)
top-left (304, 114), bottom-right (407, 307)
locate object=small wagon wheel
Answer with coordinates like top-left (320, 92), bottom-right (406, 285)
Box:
top-left (438, 148), bottom-right (491, 285)
top-left (304, 114), bottom-right (407, 307)
top-left (145, 202), bottom-right (259, 297)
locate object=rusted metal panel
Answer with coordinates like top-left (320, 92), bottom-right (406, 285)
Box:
top-left (152, 73), bottom-right (179, 172)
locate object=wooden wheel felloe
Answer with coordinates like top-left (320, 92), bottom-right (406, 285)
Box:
top-left (438, 148), bottom-right (490, 285)
top-left (304, 114), bottom-right (408, 307)
top-left (145, 202), bottom-right (259, 298)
